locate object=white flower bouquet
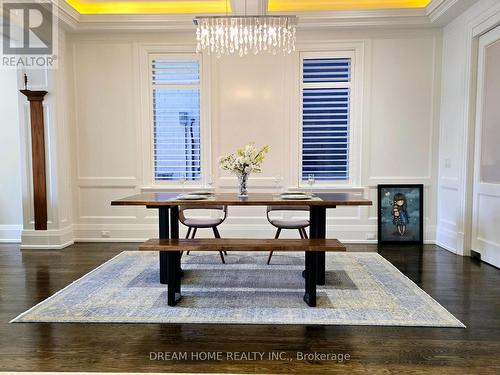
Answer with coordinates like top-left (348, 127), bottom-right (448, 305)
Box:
top-left (219, 142), bottom-right (270, 197)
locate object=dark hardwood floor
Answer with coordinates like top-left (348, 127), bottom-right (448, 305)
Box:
top-left (0, 242), bottom-right (499, 374)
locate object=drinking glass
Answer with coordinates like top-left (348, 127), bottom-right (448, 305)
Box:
top-left (207, 175), bottom-right (214, 193)
top-left (307, 174), bottom-right (315, 196)
top-left (274, 175), bottom-right (283, 196)
top-left (180, 174), bottom-right (187, 193)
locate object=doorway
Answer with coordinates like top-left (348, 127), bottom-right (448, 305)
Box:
top-left (471, 25), bottom-right (500, 268)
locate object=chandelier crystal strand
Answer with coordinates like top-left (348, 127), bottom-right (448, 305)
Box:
top-left (194, 16), bottom-right (297, 57)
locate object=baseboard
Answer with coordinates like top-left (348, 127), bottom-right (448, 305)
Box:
top-left (20, 240), bottom-right (75, 250)
top-left (72, 224), bottom-right (157, 242)
top-left (436, 227), bottom-right (459, 254)
top-left (0, 224), bottom-right (22, 243)
top-left (21, 225), bottom-right (74, 250)
top-left (435, 240), bottom-right (457, 254)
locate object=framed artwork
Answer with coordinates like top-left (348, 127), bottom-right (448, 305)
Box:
top-left (377, 184), bottom-right (424, 244)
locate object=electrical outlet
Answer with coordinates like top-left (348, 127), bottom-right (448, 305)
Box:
top-left (101, 230), bottom-right (110, 238)
top-left (366, 233), bottom-right (376, 241)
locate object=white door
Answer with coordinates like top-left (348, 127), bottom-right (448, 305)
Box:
top-left (471, 25), bottom-right (500, 268)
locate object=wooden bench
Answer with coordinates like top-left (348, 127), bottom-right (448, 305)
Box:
top-left (140, 238), bottom-right (345, 252)
top-left (140, 238), bottom-right (346, 307)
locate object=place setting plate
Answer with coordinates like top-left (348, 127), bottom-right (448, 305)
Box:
top-left (187, 190), bottom-right (213, 196)
top-left (280, 192), bottom-right (312, 200)
top-left (175, 194), bottom-right (209, 200)
top-left (281, 195), bottom-right (312, 200)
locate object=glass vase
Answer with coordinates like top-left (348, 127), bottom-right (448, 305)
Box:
top-left (238, 172), bottom-right (249, 197)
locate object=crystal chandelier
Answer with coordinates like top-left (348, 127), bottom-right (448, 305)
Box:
top-left (194, 16), bottom-right (297, 57)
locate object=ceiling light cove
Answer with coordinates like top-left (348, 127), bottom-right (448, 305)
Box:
top-left (65, 0), bottom-right (231, 15)
top-left (268, 0), bottom-right (432, 12)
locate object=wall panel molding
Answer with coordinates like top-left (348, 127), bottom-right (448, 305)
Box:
top-left (78, 177), bottom-right (138, 188)
top-left (367, 177), bottom-right (433, 184)
top-left (439, 176), bottom-right (460, 189)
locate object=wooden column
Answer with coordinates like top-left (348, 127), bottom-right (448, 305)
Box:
top-left (20, 90), bottom-right (48, 230)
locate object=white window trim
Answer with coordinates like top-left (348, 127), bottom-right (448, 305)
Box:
top-left (138, 44), bottom-right (212, 190)
top-left (295, 43), bottom-right (364, 189)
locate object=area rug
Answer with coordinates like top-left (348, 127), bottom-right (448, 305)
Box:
top-left (11, 251), bottom-right (464, 327)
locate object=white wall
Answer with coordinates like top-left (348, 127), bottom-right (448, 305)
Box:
top-left (0, 69), bottom-right (23, 242)
top-left (67, 28), bottom-right (441, 243)
top-left (436, 0), bottom-right (500, 255)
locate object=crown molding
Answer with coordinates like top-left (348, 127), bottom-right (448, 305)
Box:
top-left (426, 0), bottom-right (479, 24)
top-left (294, 8), bottom-right (431, 29)
top-left (58, 0), bottom-right (80, 30)
top-left (55, 0), bottom-right (478, 32)
top-left (77, 14), bottom-right (196, 31)
top-left (426, 0), bottom-right (452, 16)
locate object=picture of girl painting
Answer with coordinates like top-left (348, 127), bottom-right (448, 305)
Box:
top-left (378, 184), bottom-right (423, 244)
top-left (391, 192), bottom-right (409, 236)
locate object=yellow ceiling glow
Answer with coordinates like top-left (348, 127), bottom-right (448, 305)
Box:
top-left (64, 0), bottom-right (432, 15)
top-left (65, 0), bottom-right (231, 14)
top-left (268, 0), bottom-right (432, 12)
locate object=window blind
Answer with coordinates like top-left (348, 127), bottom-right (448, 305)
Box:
top-left (302, 58), bottom-right (351, 181)
top-left (152, 58), bottom-right (201, 181)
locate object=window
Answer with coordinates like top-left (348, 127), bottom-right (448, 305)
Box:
top-left (150, 55), bottom-right (201, 182)
top-left (301, 54), bottom-right (352, 183)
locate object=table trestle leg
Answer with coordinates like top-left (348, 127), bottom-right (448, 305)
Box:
top-left (303, 251), bottom-right (318, 307)
top-left (167, 251), bottom-right (182, 306)
top-left (159, 207), bottom-right (169, 285)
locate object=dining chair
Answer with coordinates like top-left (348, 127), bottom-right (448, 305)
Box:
top-left (266, 205), bottom-right (310, 265)
top-left (180, 205), bottom-right (228, 264)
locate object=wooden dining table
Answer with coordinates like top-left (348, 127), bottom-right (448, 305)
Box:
top-left (111, 191), bottom-right (372, 306)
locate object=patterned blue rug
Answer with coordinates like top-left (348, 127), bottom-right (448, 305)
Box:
top-left (11, 251), bottom-right (464, 327)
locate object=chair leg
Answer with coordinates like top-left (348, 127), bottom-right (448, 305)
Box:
top-left (185, 228), bottom-right (191, 255)
top-left (302, 228), bottom-right (308, 239)
top-left (184, 227), bottom-right (190, 257)
top-left (186, 227), bottom-right (197, 255)
top-left (267, 228), bottom-right (281, 265)
top-left (219, 251), bottom-right (226, 264)
top-left (214, 228), bottom-right (228, 254)
top-left (299, 228), bottom-right (305, 239)
top-left (267, 251), bottom-right (274, 265)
